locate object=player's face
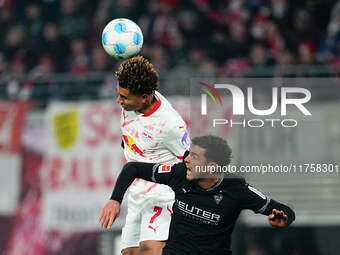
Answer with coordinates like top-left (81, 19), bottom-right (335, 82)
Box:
top-left (184, 145), bottom-right (211, 181)
top-left (116, 85), bottom-right (144, 112)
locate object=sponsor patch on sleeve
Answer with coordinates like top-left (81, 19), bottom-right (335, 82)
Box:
top-left (158, 164), bottom-right (172, 173)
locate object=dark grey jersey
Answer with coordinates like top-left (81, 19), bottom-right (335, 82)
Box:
top-left (111, 162), bottom-right (295, 255)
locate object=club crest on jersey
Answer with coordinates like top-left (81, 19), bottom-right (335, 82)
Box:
top-left (158, 164), bottom-right (172, 173)
top-left (142, 130), bottom-right (153, 143)
top-left (213, 194), bottom-right (223, 205)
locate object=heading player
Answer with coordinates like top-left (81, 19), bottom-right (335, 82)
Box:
top-left (100, 56), bottom-right (190, 255)
top-left (100, 135), bottom-right (295, 255)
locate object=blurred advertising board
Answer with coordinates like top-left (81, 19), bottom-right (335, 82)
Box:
top-left (41, 102), bottom-right (126, 231)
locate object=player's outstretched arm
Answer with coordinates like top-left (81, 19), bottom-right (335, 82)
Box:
top-left (99, 161), bottom-right (182, 228)
top-left (110, 161), bottom-right (182, 203)
top-left (240, 182), bottom-right (295, 227)
top-left (110, 162), bottom-right (159, 203)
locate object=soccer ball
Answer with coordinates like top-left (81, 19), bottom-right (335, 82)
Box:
top-left (101, 18), bottom-right (143, 59)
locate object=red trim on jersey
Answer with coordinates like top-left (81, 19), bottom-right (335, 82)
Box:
top-left (122, 119), bottom-right (135, 127)
top-left (176, 156), bottom-right (183, 160)
top-left (142, 97), bottom-right (161, 117)
top-left (167, 206), bottom-right (173, 217)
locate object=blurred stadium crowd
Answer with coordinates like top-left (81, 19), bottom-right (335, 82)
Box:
top-left (0, 0), bottom-right (340, 100)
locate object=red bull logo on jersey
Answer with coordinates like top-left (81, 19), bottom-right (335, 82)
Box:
top-left (123, 135), bottom-right (144, 157)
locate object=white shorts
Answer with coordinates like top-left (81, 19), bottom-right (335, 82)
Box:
top-left (120, 190), bottom-right (174, 250)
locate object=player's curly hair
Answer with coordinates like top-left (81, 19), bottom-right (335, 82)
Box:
top-left (192, 135), bottom-right (232, 167)
top-left (115, 56), bottom-right (159, 95)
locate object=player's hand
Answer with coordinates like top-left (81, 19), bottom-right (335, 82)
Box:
top-left (99, 200), bottom-right (121, 229)
top-left (268, 209), bottom-right (288, 227)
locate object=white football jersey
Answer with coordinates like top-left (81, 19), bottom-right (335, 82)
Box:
top-left (121, 91), bottom-right (190, 198)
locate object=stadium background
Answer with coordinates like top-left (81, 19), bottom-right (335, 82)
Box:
top-left (1, 0), bottom-right (340, 255)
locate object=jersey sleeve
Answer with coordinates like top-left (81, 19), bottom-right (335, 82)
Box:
top-left (239, 181), bottom-right (271, 214)
top-left (110, 162), bottom-right (186, 203)
top-left (164, 123), bottom-right (190, 160)
top-left (239, 180), bottom-right (296, 226)
top-left (152, 162), bottom-right (187, 188)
